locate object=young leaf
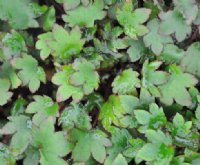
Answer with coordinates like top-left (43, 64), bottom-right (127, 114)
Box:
top-left (32, 121), bottom-right (70, 165)
top-left (112, 69), bottom-right (140, 95)
top-left (143, 18), bottom-right (173, 55)
top-left (116, 2), bottom-right (151, 39)
top-left (26, 95), bottom-right (59, 126)
top-left (0, 79), bottom-right (12, 106)
top-left (158, 65), bottom-right (198, 106)
top-left (62, 0), bottom-right (106, 27)
top-left (12, 55), bottom-right (46, 93)
top-left (181, 42), bottom-right (200, 78)
top-left (159, 8), bottom-right (191, 42)
top-left (0, 115), bottom-right (32, 156)
top-left (59, 103), bottom-right (91, 131)
top-left (71, 129), bottom-right (111, 163)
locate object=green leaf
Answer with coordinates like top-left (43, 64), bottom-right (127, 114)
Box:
top-left (56, 0), bottom-right (80, 11)
top-left (137, 130), bottom-right (174, 165)
top-left (23, 147), bottom-right (40, 165)
top-left (112, 154), bottom-right (127, 165)
top-left (105, 128), bottom-right (132, 165)
top-left (117, 2), bottom-right (151, 39)
top-left (32, 121), bottom-right (69, 165)
top-left (159, 65), bottom-right (198, 106)
top-left (127, 39), bottom-right (146, 62)
top-left (0, 115), bottom-right (32, 156)
top-left (99, 95), bottom-right (139, 130)
top-left (181, 42), bottom-right (200, 78)
top-left (1, 31), bottom-right (26, 60)
top-left (39, 6), bottom-right (56, 31)
top-left (159, 44), bottom-right (185, 64)
top-left (112, 69), bottom-right (140, 94)
top-left (59, 103), bottom-right (91, 130)
top-left (26, 95), bottom-right (59, 126)
top-left (0, 143), bottom-right (15, 165)
top-left (12, 55), bottom-right (46, 93)
top-left (52, 65), bottom-right (83, 102)
top-left (169, 113), bottom-right (199, 151)
top-left (159, 8), bottom-right (191, 42)
top-left (62, 0), bottom-right (106, 27)
top-left (71, 129), bottom-right (111, 163)
top-left (36, 24), bottom-right (85, 60)
top-left (134, 103), bottom-right (167, 132)
top-left (70, 58), bottom-right (99, 94)
top-left (173, 0), bottom-right (198, 23)
top-left (0, 0), bottom-right (40, 29)
top-left (123, 138), bottom-right (145, 158)
top-left (143, 18), bottom-right (173, 55)
top-left (0, 62), bottom-right (21, 89)
top-left (0, 79), bottom-right (12, 106)
top-left (142, 60), bottom-right (168, 97)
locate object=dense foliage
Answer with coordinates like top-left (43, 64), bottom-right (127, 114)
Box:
top-left (1, 0), bottom-right (200, 164)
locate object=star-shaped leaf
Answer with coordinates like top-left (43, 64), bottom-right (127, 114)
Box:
top-left (143, 18), bottom-right (173, 55)
top-left (158, 65), bottom-right (198, 106)
top-left (62, 0), bottom-right (106, 27)
top-left (117, 2), bottom-right (151, 39)
top-left (181, 42), bottom-right (200, 78)
top-left (112, 69), bottom-right (140, 95)
top-left (159, 8), bottom-right (191, 42)
top-left (26, 95), bottom-right (59, 126)
top-left (12, 55), bottom-right (46, 93)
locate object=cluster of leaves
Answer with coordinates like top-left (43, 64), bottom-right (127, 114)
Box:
top-left (1, 0), bottom-right (200, 164)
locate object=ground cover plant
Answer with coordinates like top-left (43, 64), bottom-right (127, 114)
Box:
top-left (1, 0), bottom-right (200, 164)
